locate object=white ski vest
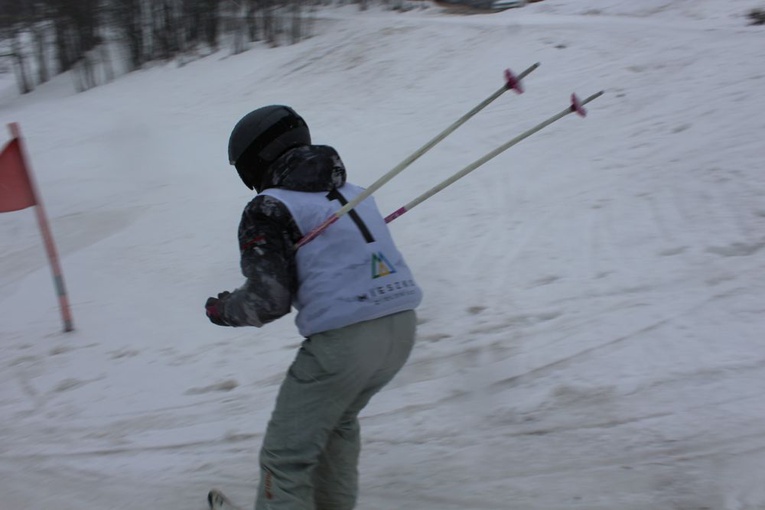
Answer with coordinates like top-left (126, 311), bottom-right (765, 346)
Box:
top-left (262, 183), bottom-right (422, 337)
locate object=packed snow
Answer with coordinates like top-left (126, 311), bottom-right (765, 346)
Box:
top-left (1, 1), bottom-right (764, 509)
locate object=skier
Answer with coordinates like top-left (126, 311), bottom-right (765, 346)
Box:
top-left (205, 105), bottom-right (423, 510)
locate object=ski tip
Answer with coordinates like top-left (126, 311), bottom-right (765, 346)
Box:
top-left (570, 93), bottom-right (587, 117)
top-left (208, 489), bottom-right (245, 510)
top-left (208, 489), bottom-right (227, 509)
top-left (504, 68), bottom-right (524, 94)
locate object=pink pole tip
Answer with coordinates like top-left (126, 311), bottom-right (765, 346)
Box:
top-left (504, 69), bottom-right (523, 94)
top-left (384, 207), bottom-right (407, 223)
top-left (571, 93), bottom-right (587, 117)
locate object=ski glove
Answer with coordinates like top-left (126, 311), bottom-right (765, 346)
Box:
top-left (205, 291), bottom-right (231, 326)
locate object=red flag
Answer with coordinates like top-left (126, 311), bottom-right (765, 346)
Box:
top-left (0, 138), bottom-right (37, 213)
top-left (2, 124), bottom-right (74, 332)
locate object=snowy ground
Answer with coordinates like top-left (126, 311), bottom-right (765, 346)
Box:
top-left (2, 1), bottom-right (765, 509)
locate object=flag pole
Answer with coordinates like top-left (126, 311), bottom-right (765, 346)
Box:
top-left (8, 123), bottom-right (74, 332)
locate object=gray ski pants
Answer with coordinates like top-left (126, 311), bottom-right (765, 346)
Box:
top-left (254, 310), bottom-right (417, 510)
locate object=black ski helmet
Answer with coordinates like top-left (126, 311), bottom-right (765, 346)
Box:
top-left (228, 105), bottom-right (311, 190)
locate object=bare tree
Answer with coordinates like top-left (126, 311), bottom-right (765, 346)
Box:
top-left (258, 0), bottom-right (278, 47)
top-left (27, 2), bottom-right (51, 85)
top-left (107, 0), bottom-right (146, 71)
top-left (7, 27), bottom-right (33, 94)
top-left (0, 0), bottom-right (53, 93)
top-left (289, 0), bottom-right (302, 44)
top-left (199, 0), bottom-right (220, 50)
top-left (230, 0), bottom-right (251, 55)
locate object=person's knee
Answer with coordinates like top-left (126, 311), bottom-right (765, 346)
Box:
top-left (335, 416), bottom-right (360, 436)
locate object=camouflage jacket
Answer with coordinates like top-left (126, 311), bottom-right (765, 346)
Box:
top-left (216, 145), bottom-right (347, 327)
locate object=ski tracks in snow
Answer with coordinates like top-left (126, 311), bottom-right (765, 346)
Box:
top-left (363, 14), bottom-right (765, 508)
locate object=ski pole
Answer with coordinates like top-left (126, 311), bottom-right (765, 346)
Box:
top-left (384, 91), bottom-right (604, 223)
top-left (294, 62), bottom-right (540, 249)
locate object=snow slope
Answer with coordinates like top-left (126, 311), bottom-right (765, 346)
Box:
top-left (1, 1), bottom-right (764, 509)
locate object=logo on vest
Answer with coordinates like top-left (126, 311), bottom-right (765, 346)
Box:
top-left (371, 252), bottom-right (396, 279)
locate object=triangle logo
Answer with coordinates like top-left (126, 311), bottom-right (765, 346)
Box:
top-left (371, 252), bottom-right (396, 279)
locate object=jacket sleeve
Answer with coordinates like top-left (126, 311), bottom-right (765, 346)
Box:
top-left (219, 195), bottom-right (300, 327)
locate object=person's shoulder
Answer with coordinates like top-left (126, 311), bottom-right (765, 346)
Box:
top-left (241, 192), bottom-right (291, 221)
top-left (238, 191), bottom-right (302, 244)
